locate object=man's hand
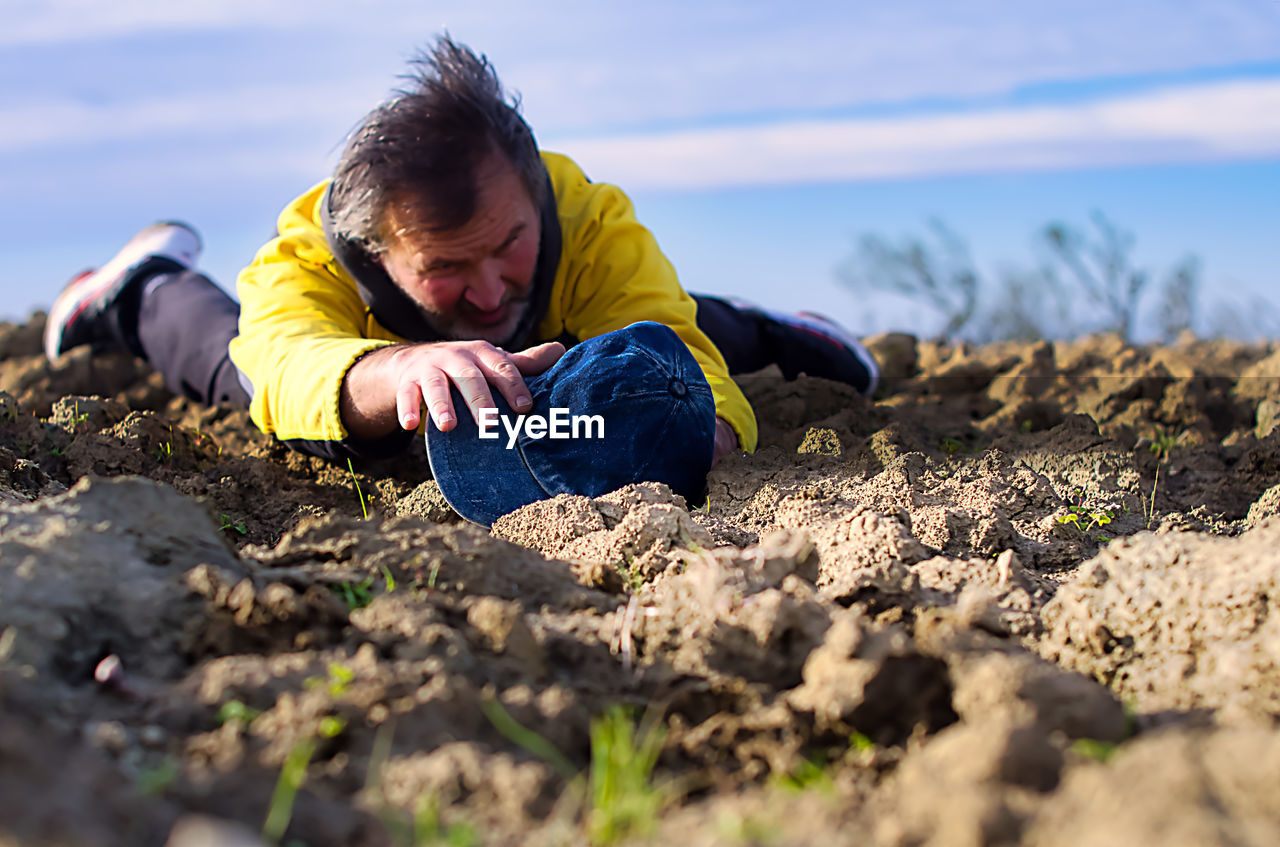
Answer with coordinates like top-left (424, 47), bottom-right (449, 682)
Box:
top-left (341, 340), bottom-right (565, 440)
top-left (711, 417), bottom-right (739, 467)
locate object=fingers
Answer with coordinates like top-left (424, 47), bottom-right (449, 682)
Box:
top-left (447, 364), bottom-right (499, 424)
top-left (419, 370), bottom-right (461, 431)
top-left (396, 380), bottom-right (425, 431)
top-left (474, 348), bottom-right (534, 413)
top-left (396, 341), bottom-right (539, 432)
top-left (509, 341), bottom-right (565, 376)
top-left (395, 370), bottom-right (458, 432)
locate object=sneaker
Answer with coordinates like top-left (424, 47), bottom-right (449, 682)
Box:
top-left (726, 298), bottom-right (881, 396)
top-left (789, 310), bottom-right (881, 396)
top-left (44, 221), bottom-right (202, 361)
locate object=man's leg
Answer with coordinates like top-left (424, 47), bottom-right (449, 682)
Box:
top-left (136, 270), bottom-right (248, 407)
top-left (45, 222), bottom-right (249, 408)
top-left (691, 294), bottom-right (880, 395)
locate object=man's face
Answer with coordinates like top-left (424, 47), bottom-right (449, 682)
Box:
top-left (379, 155), bottom-right (541, 348)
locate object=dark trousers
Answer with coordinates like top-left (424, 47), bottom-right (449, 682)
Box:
top-left (134, 271), bottom-right (874, 409)
top-left (136, 270), bottom-right (249, 406)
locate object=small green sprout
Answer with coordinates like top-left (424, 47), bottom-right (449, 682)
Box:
top-left (1151, 428), bottom-right (1178, 457)
top-left (615, 550), bottom-right (644, 593)
top-left (366, 724), bottom-right (481, 847)
top-left (135, 757), bottom-right (180, 797)
top-left (770, 754), bottom-right (834, 795)
top-left (317, 715), bottom-right (347, 738)
top-left (1071, 738), bottom-right (1117, 763)
top-left (1057, 501), bottom-right (1115, 543)
top-left (588, 706), bottom-right (669, 845)
top-left (262, 736), bottom-right (315, 845)
top-left (153, 440), bottom-right (174, 463)
top-left (411, 794), bottom-right (479, 847)
top-left (49, 446), bottom-right (65, 457)
top-left (305, 662), bottom-right (355, 698)
top-left (261, 716), bottom-right (347, 845)
top-left (480, 699), bottom-right (673, 845)
top-left (191, 426), bottom-right (220, 454)
top-left (381, 565), bottom-right (397, 593)
top-left (346, 457), bottom-right (369, 519)
top-left (716, 812), bottom-right (780, 845)
top-left (408, 558), bottom-right (442, 597)
top-left (216, 699), bottom-right (263, 726)
top-left (1144, 427), bottom-right (1179, 530)
top-left (940, 436), bottom-right (965, 455)
top-left (849, 730), bottom-right (875, 754)
top-left (218, 514), bottom-right (248, 535)
top-left (331, 576), bottom-right (375, 611)
top-left (480, 698), bottom-right (577, 781)
top-left (1019, 418), bottom-right (1034, 434)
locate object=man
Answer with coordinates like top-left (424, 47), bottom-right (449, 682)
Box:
top-left (45, 37), bottom-right (878, 483)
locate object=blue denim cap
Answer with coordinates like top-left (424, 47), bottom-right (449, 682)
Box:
top-left (425, 321), bottom-right (717, 526)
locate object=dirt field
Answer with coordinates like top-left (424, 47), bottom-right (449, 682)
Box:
top-left (2, 312), bottom-right (1279, 846)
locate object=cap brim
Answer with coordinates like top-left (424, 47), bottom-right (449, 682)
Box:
top-left (425, 387), bottom-right (552, 527)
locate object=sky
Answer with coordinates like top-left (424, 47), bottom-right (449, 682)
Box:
top-left (2, 0), bottom-right (1278, 340)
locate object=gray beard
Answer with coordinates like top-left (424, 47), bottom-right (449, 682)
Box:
top-left (414, 298), bottom-right (534, 352)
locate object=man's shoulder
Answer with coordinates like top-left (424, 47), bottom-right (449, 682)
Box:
top-left (540, 150), bottom-right (592, 205)
top-left (238, 179), bottom-right (350, 295)
top-left (277, 179), bottom-right (334, 235)
top-left (243, 180), bottom-right (337, 270)
top-left (539, 150), bottom-right (632, 233)
top-left (539, 150), bottom-right (584, 181)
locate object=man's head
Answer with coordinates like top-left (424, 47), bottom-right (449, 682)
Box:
top-left (329, 36), bottom-right (546, 347)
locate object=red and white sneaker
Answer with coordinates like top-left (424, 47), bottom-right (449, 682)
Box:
top-left (788, 310), bottom-right (881, 396)
top-left (44, 221), bottom-right (202, 361)
top-left (726, 298), bottom-right (880, 396)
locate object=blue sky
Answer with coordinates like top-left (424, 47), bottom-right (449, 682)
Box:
top-left (2, 0), bottom-right (1278, 339)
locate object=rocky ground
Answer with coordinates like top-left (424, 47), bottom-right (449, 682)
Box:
top-left (2, 313), bottom-right (1279, 847)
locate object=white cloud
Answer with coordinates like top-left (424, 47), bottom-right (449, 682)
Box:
top-left (6, 1), bottom-right (1279, 134)
top-left (2, 0), bottom-right (345, 46)
top-left (5, 70), bottom-right (1278, 199)
top-left (547, 78), bottom-right (1280, 190)
top-left (0, 82), bottom-right (375, 154)
top-left (516, 0), bottom-right (1280, 132)
top-left (0, 0), bottom-right (526, 48)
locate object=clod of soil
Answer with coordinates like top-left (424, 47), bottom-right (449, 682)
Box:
top-left (3, 312), bottom-right (1280, 846)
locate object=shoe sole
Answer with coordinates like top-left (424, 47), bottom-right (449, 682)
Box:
top-left (44, 222), bottom-right (202, 360)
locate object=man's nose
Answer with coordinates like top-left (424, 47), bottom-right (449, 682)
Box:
top-left (463, 261), bottom-right (505, 311)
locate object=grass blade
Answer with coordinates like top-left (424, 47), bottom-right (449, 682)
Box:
top-left (346, 457), bottom-right (369, 519)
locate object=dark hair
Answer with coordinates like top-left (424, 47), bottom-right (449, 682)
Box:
top-left (328, 35), bottom-right (544, 252)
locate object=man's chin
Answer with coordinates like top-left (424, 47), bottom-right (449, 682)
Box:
top-left (447, 306), bottom-right (529, 349)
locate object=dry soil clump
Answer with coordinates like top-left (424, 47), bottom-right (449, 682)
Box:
top-left (2, 315), bottom-right (1279, 846)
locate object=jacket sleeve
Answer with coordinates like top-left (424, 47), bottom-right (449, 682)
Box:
top-left (227, 182), bottom-right (407, 456)
top-left (548, 157), bottom-right (759, 452)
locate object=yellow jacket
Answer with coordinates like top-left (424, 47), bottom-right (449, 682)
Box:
top-left (229, 151), bottom-right (758, 455)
